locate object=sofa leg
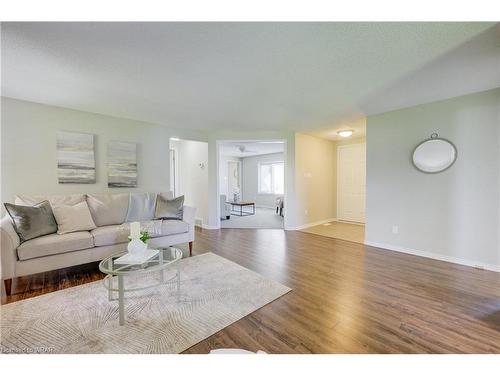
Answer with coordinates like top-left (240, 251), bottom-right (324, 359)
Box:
top-left (4, 279), bottom-right (12, 296)
top-left (188, 241), bottom-right (193, 257)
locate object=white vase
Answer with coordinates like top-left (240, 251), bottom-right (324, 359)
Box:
top-left (128, 238), bottom-right (147, 256)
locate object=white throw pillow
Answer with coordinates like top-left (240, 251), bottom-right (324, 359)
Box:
top-left (52, 201), bottom-right (97, 234)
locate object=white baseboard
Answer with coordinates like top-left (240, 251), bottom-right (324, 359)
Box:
top-left (364, 241), bottom-right (500, 273)
top-left (287, 218), bottom-right (337, 231)
top-left (200, 224), bottom-right (219, 230)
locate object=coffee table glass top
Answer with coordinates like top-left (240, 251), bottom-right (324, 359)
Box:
top-left (99, 247), bottom-right (183, 276)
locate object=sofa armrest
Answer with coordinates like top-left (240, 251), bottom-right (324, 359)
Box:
top-left (1, 216), bottom-right (20, 280)
top-left (182, 206), bottom-right (197, 228)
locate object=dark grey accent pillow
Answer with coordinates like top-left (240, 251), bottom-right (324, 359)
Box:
top-left (4, 200), bottom-right (58, 242)
top-left (155, 195), bottom-right (184, 220)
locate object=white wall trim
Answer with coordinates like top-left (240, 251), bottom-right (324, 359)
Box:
top-left (287, 217), bottom-right (337, 231)
top-left (200, 224), bottom-right (219, 230)
top-left (364, 241), bottom-right (500, 273)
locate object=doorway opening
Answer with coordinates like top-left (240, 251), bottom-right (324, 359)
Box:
top-left (169, 137), bottom-right (209, 228)
top-left (301, 121), bottom-right (366, 243)
top-left (218, 140), bottom-right (285, 229)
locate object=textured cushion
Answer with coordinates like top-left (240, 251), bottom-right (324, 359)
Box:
top-left (125, 193), bottom-right (157, 222)
top-left (91, 225), bottom-right (130, 247)
top-left (160, 220), bottom-right (189, 236)
top-left (4, 201), bottom-right (58, 242)
top-left (15, 194), bottom-right (85, 207)
top-left (87, 193), bottom-right (129, 226)
top-left (155, 195), bottom-right (184, 220)
top-left (159, 191), bottom-right (174, 200)
top-left (120, 220), bottom-right (163, 238)
top-left (17, 231), bottom-right (94, 261)
top-left (52, 201), bottom-right (97, 234)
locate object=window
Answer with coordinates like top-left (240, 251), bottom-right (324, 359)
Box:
top-left (258, 162), bottom-right (284, 194)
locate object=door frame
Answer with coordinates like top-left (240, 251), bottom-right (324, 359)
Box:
top-left (215, 138), bottom-right (288, 229)
top-left (336, 142), bottom-right (366, 224)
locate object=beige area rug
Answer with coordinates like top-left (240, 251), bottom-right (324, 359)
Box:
top-left (0, 253), bottom-right (291, 354)
top-left (300, 221), bottom-right (365, 244)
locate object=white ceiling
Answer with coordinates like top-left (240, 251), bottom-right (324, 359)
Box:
top-left (2, 22), bottom-right (499, 139)
top-left (220, 141), bottom-right (284, 158)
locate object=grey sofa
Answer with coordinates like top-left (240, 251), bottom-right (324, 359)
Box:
top-left (1, 191), bottom-right (196, 295)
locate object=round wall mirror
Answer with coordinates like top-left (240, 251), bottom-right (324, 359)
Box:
top-left (412, 134), bottom-right (457, 174)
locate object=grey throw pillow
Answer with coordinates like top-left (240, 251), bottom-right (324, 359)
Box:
top-left (155, 195), bottom-right (184, 220)
top-left (125, 193), bottom-right (157, 222)
top-left (4, 200), bottom-right (58, 242)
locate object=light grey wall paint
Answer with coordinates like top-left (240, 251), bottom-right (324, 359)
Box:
top-left (241, 152), bottom-right (284, 207)
top-left (1, 97), bottom-right (206, 204)
top-left (366, 88), bottom-right (500, 268)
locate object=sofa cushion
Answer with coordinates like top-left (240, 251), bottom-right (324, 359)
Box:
top-left (125, 193), bottom-right (157, 222)
top-left (91, 225), bottom-right (129, 247)
top-left (15, 194), bottom-right (85, 207)
top-left (52, 201), bottom-right (97, 234)
top-left (4, 200), bottom-right (58, 242)
top-left (17, 231), bottom-right (94, 261)
top-left (87, 193), bottom-right (129, 226)
top-left (124, 220), bottom-right (188, 238)
top-left (160, 220), bottom-right (189, 236)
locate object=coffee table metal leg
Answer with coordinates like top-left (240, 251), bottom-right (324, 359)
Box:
top-left (108, 277), bottom-right (113, 301)
top-left (118, 275), bottom-right (125, 325)
top-left (176, 265), bottom-right (181, 302)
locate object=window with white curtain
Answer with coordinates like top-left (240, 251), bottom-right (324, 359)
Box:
top-left (258, 162), bottom-right (284, 194)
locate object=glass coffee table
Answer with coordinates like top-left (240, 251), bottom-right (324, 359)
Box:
top-left (99, 247), bottom-right (183, 325)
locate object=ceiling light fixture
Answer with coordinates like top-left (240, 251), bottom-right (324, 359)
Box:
top-left (337, 130), bottom-right (354, 138)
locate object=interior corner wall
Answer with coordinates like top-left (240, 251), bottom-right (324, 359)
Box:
top-left (365, 88), bottom-right (500, 270)
top-left (241, 152), bottom-right (284, 207)
top-left (0, 97), bottom-right (206, 205)
top-left (294, 133), bottom-right (337, 228)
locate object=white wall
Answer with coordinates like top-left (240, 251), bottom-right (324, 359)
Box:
top-left (170, 139), bottom-right (209, 226)
top-left (241, 152), bottom-right (284, 207)
top-left (365, 88), bottom-right (500, 271)
top-left (1, 97), bottom-right (206, 204)
top-left (294, 133), bottom-right (337, 228)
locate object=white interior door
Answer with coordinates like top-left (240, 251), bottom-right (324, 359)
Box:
top-left (337, 143), bottom-right (366, 223)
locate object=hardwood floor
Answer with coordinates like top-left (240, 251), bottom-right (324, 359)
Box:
top-left (2, 228), bottom-right (500, 353)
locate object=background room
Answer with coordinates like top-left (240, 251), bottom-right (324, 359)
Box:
top-left (218, 141), bottom-right (285, 229)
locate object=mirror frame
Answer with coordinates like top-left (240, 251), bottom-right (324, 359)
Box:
top-left (411, 136), bottom-right (458, 174)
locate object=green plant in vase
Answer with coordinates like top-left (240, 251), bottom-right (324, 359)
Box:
top-left (139, 231), bottom-right (151, 244)
top-left (128, 231), bottom-right (151, 244)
